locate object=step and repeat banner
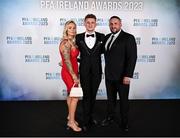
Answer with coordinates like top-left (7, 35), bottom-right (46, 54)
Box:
top-left (0, 0), bottom-right (180, 100)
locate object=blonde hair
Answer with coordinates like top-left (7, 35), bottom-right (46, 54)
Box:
top-left (62, 20), bottom-right (76, 42)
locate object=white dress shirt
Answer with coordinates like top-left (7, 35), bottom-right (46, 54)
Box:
top-left (105, 30), bottom-right (121, 50)
top-left (85, 32), bottom-right (96, 49)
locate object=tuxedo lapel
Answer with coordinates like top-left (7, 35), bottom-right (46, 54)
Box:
top-left (91, 32), bottom-right (103, 53)
top-left (79, 33), bottom-right (90, 55)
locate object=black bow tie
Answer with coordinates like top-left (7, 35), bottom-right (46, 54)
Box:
top-left (86, 34), bottom-right (95, 37)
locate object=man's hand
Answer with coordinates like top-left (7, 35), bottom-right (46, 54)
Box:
top-left (123, 77), bottom-right (131, 85)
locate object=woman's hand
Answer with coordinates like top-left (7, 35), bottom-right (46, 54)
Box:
top-left (72, 74), bottom-right (80, 84)
top-left (74, 78), bottom-right (80, 84)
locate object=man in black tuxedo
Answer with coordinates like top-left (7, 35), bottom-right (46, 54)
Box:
top-left (76, 14), bottom-right (105, 131)
top-left (101, 16), bottom-right (137, 132)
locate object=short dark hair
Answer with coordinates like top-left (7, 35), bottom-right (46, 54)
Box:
top-left (84, 14), bottom-right (97, 21)
top-left (109, 16), bottom-right (121, 21)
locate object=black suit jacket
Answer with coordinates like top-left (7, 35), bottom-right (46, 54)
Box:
top-left (104, 30), bottom-right (137, 80)
top-left (76, 32), bottom-right (105, 77)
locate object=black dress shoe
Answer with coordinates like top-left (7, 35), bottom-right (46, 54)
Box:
top-left (90, 119), bottom-right (98, 125)
top-left (121, 124), bottom-right (129, 132)
top-left (101, 117), bottom-right (114, 126)
top-left (82, 125), bottom-right (89, 132)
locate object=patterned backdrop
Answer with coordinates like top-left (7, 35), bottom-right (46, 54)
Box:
top-left (0, 0), bottom-right (180, 100)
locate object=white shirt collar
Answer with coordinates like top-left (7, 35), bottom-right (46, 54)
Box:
top-left (85, 32), bottom-right (96, 36)
top-left (85, 32), bottom-right (96, 49)
top-left (112, 29), bottom-right (121, 37)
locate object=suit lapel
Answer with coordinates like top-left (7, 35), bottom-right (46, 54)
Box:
top-left (91, 32), bottom-right (104, 53)
top-left (79, 33), bottom-right (90, 55)
top-left (110, 30), bottom-right (124, 51)
top-left (104, 34), bottom-right (112, 54)
top-left (78, 32), bottom-right (103, 54)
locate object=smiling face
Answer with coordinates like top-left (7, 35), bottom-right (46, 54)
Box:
top-left (109, 18), bottom-right (122, 34)
top-left (66, 22), bottom-right (76, 37)
top-left (84, 18), bottom-right (96, 33)
top-left (63, 21), bottom-right (77, 40)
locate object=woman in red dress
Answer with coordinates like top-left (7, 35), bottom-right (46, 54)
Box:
top-left (59, 20), bottom-right (81, 132)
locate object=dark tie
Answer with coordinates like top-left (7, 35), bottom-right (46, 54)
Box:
top-left (86, 34), bottom-right (95, 37)
top-left (106, 35), bottom-right (114, 51)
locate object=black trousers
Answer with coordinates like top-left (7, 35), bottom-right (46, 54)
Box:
top-left (105, 79), bottom-right (130, 125)
top-left (80, 71), bottom-right (101, 125)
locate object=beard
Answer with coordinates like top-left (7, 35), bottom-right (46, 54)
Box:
top-left (112, 31), bottom-right (118, 34)
top-left (111, 28), bottom-right (119, 34)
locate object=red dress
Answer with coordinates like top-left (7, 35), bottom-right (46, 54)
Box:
top-left (60, 47), bottom-right (79, 93)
